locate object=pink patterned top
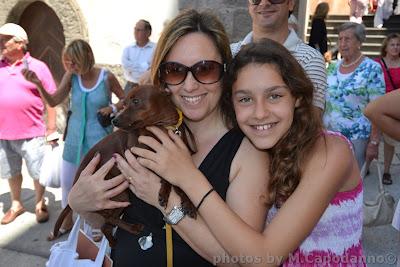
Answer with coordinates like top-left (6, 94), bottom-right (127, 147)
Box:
top-left (266, 131), bottom-right (365, 266)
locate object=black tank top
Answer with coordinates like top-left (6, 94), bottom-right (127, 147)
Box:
top-left (111, 128), bottom-right (244, 267)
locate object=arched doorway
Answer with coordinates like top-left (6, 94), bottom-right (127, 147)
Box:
top-left (19, 1), bottom-right (65, 84)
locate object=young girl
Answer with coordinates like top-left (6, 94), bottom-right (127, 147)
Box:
top-left (125, 39), bottom-right (365, 266)
top-left (23, 39), bottom-right (125, 239)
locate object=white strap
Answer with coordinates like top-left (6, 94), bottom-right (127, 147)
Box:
top-left (65, 215), bottom-right (81, 249)
top-left (94, 236), bottom-right (108, 265)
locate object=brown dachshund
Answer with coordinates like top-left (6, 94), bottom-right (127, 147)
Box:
top-left (49, 85), bottom-right (196, 247)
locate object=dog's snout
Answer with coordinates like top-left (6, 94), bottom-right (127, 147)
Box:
top-left (111, 117), bottom-right (119, 127)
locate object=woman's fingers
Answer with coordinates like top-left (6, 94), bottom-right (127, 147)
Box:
top-left (124, 149), bottom-right (144, 171)
top-left (94, 156), bottom-right (116, 179)
top-left (131, 146), bottom-right (157, 161)
top-left (137, 135), bottom-right (162, 151)
top-left (145, 126), bottom-right (174, 145)
top-left (167, 129), bottom-right (188, 150)
top-left (80, 153), bottom-right (101, 176)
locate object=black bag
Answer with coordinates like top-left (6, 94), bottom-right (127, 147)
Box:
top-left (96, 112), bottom-right (115, 127)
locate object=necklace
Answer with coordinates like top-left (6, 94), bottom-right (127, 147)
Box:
top-left (341, 54), bottom-right (364, 68)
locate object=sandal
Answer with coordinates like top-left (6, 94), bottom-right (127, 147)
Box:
top-left (382, 173), bottom-right (393, 185)
top-left (47, 227), bottom-right (72, 241)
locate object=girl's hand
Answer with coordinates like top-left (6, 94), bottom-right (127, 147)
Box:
top-left (115, 150), bottom-right (162, 209)
top-left (131, 126), bottom-right (197, 187)
top-left (68, 153), bottom-right (130, 213)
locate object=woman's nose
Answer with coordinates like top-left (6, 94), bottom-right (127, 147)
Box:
top-left (182, 71), bottom-right (199, 92)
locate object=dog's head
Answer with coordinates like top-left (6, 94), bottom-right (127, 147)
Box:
top-left (112, 85), bottom-right (180, 131)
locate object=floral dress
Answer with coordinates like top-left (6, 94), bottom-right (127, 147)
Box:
top-left (323, 57), bottom-right (385, 141)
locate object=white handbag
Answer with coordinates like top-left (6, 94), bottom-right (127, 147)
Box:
top-left (362, 162), bottom-right (395, 227)
top-left (46, 216), bottom-right (110, 267)
top-left (39, 141), bottom-right (63, 188)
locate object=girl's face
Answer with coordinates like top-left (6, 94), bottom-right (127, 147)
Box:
top-left (386, 38), bottom-right (400, 58)
top-left (163, 32), bottom-right (223, 123)
top-left (232, 63), bottom-right (299, 150)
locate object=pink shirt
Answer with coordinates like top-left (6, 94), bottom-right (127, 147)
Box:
top-left (0, 53), bottom-right (56, 140)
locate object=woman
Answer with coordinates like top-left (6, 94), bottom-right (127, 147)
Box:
top-left (68, 10), bottom-right (268, 266)
top-left (121, 39), bottom-right (365, 266)
top-left (323, 22), bottom-right (385, 170)
top-left (24, 39), bottom-right (125, 239)
top-left (373, 33), bottom-right (400, 184)
top-left (309, 2), bottom-right (329, 55)
top-left (348, 0), bottom-right (370, 23)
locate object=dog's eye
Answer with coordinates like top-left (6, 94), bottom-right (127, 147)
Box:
top-left (132, 98), bottom-right (141, 105)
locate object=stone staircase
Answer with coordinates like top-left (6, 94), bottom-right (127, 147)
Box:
top-left (306, 14), bottom-right (400, 58)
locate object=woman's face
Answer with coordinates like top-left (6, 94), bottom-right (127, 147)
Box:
top-left (162, 32), bottom-right (223, 123)
top-left (62, 54), bottom-right (82, 74)
top-left (386, 37), bottom-right (400, 58)
top-left (232, 63), bottom-right (299, 150)
top-left (338, 28), bottom-right (361, 59)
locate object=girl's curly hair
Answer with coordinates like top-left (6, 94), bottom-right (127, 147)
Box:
top-left (224, 39), bottom-right (323, 208)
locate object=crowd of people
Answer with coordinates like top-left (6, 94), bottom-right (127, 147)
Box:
top-left (0, 0), bottom-right (399, 266)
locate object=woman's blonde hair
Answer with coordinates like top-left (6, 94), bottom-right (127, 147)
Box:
top-left (380, 33), bottom-right (400, 57)
top-left (150, 9), bottom-right (234, 126)
top-left (62, 39), bottom-right (95, 74)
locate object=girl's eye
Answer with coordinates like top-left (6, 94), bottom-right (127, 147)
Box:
top-left (268, 94), bottom-right (282, 101)
top-left (238, 97), bottom-right (252, 103)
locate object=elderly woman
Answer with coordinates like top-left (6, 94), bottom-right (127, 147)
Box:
top-left (323, 22), bottom-right (385, 171)
top-left (373, 33), bottom-right (400, 184)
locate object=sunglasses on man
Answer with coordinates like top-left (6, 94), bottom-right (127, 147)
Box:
top-left (248, 0), bottom-right (287, 5)
top-left (158, 60), bottom-right (225, 86)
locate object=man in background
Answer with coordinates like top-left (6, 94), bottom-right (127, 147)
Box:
top-left (121, 19), bottom-right (155, 93)
top-left (231, 0), bottom-right (327, 116)
top-left (0, 23), bottom-right (57, 224)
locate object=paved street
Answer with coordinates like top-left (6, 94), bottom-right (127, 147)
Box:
top-left (0, 143), bottom-right (399, 266)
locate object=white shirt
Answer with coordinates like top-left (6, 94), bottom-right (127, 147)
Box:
top-left (121, 41), bottom-right (156, 83)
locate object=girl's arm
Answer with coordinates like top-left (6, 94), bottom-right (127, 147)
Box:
top-left (22, 69), bottom-right (72, 107)
top-left (133, 128), bottom-right (358, 266)
top-left (116, 137), bottom-right (269, 266)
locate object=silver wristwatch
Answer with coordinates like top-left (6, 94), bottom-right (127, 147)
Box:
top-left (163, 205), bottom-right (185, 225)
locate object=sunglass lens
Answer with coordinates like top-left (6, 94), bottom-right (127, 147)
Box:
top-left (270, 0), bottom-right (286, 4)
top-left (249, 0), bottom-right (261, 4)
top-left (192, 61), bottom-right (223, 84)
top-left (160, 62), bottom-right (187, 85)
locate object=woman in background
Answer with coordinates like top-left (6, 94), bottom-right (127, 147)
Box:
top-left (24, 39), bottom-right (125, 239)
top-left (309, 2), bottom-right (330, 55)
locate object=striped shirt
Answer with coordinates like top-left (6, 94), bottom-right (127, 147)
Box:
top-left (230, 29), bottom-right (327, 110)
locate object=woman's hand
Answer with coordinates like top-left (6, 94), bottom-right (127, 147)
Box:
top-left (115, 150), bottom-right (162, 209)
top-left (68, 153), bottom-right (130, 213)
top-left (131, 126), bottom-right (197, 187)
top-left (98, 106), bottom-right (113, 116)
top-left (365, 141), bottom-right (379, 162)
top-left (21, 69), bottom-right (42, 87)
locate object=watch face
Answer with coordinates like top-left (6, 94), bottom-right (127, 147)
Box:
top-left (165, 206), bottom-right (185, 225)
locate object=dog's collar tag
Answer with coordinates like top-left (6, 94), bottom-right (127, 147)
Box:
top-left (165, 108), bottom-right (183, 136)
top-left (138, 233), bottom-right (153, 250)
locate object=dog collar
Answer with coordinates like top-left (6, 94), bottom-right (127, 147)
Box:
top-left (165, 108), bottom-right (183, 134)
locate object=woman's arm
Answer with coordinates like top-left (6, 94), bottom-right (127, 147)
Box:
top-left (364, 90), bottom-right (400, 141)
top-left (99, 72), bottom-right (126, 115)
top-left (22, 69), bottom-right (72, 107)
top-left (133, 128), bottom-right (356, 266)
top-left (116, 136), bottom-right (269, 266)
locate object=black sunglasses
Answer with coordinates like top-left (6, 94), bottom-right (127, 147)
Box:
top-left (248, 0), bottom-right (287, 5)
top-left (158, 60), bottom-right (225, 85)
